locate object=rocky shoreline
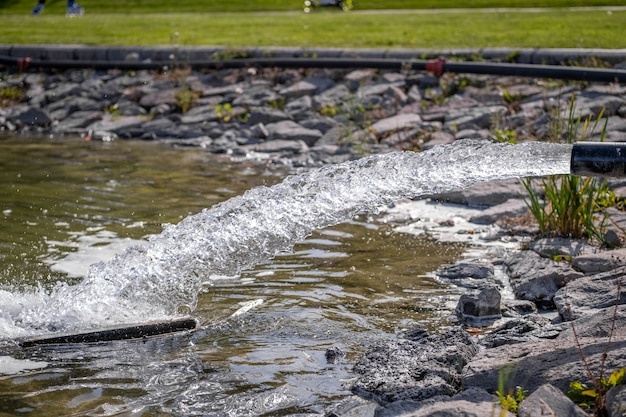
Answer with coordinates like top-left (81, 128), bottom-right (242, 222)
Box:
top-left (2, 54), bottom-right (626, 416)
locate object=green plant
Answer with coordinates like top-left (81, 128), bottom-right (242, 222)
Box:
top-left (216, 103), bottom-right (233, 122)
top-left (267, 97), bottom-right (286, 110)
top-left (0, 86), bottom-right (25, 107)
top-left (175, 87), bottom-right (199, 113)
top-left (565, 278), bottom-right (622, 416)
top-left (496, 366), bottom-right (528, 415)
top-left (318, 103), bottom-right (338, 118)
top-left (568, 368), bottom-right (625, 410)
top-left (492, 128), bottom-right (518, 144)
top-left (521, 95), bottom-right (612, 244)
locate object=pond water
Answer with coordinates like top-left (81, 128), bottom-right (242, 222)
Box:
top-left (0, 136), bottom-right (469, 416)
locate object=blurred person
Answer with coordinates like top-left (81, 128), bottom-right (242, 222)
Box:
top-left (31, 0), bottom-right (84, 16)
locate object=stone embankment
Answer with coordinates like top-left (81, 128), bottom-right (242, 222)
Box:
top-left (3, 51), bottom-right (626, 417)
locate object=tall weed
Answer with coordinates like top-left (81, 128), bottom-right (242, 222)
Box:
top-left (521, 95), bottom-right (610, 244)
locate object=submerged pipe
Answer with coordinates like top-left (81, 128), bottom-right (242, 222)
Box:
top-left (571, 142), bottom-right (626, 177)
top-left (19, 317), bottom-right (198, 348)
top-left (1, 55), bottom-right (626, 83)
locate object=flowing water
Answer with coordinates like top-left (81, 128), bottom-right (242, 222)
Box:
top-left (0, 136), bottom-right (571, 416)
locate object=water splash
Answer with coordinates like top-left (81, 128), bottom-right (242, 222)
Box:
top-left (2, 140), bottom-right (572, 336)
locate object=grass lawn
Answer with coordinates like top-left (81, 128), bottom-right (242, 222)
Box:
top-left (0, 0), bottom-right (625, 49)
top-left (2, 0), bottom-right (626, 13)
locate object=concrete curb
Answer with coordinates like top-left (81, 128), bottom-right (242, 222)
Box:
top-left (1, 44), bottom-right (626, 66)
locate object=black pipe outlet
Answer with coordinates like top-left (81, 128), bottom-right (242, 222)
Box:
top-left (571, 142), bottom-right (626, 177)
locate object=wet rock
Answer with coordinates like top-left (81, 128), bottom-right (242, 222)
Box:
top-left (455, 287), bottom-right (502, 324)
top-left (379, 387), bottom-right (513, 417)
top-left (8, 107), bottom-right (51, 127)
top-left (438, 261), bottom-right (494, 280)
top-left (480, 315), bottom-right (562, 348)
top-left (501, 299), bottom-right (538, 317)
top-left (517, 384), bottom-right (588, 417)
top-left (325, 346), bottom-right (346, 364)
top-left (352, 327), bottom-right (477, 404)
top-left (325, 396), bottom-right (377, 417)
top-left (505, 250), bottom-right (584, 306)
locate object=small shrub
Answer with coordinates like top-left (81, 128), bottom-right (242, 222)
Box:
top-left (568, 368), bottom-right (625, 410)
top-left (0, 86), bottom-right (25, 107)
top-left (175, 87), bottom-right (199, 113)
top-left (216, 103), bottom-right (233, 122)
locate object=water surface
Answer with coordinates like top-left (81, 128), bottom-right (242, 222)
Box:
top-left (0, 136), bottom-right (473, 416)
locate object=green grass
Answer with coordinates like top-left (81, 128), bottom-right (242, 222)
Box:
top-left (2, 0), bottom-right (626, 14)
top-left (0, 0), bottom-right (625, 48)
top-left (0, 10), bottom-right (624, 48)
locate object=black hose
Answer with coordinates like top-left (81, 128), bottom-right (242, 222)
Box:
top-left (571, 142), bottom-right (626, 177)
top-left (1, 54), bottom-right (625, 83)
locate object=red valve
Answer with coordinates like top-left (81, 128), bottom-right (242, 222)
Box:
top-left (17, 57), bottom-right (31, 71)
top-left (425, 57), bottom-right (446, 77)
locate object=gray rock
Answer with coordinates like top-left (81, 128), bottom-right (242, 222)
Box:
top-left (325, 395), bottom-right (377, 417)
top-left (469, 198), bottom-right (528, 225)
top-left (558, 305), bottom-right (626, 339)
top-left (505, 251), bottom-right (584, 306)
top-left (517, 384), bottom-right (588, 417)
top-left (139, 88), bottom-right (179, 108)
top-left (86, 115), bottom-right (146, 134)
top-left (432, 178), bottom-right (526, 207)
top-left (530, 238), bottom-right (592, 259)
top-left (313, 84), bottom-right (351, 108)
top-left (280, 77), bottom-right (332, 99)
top-left (284, 95), bottom-right (313, 117)
top-left (352, 327), bottom-right (477, 404)
top-left (572, 248), bottom-right (626, 274)
top-left (44, 82), bottom-right (81, 103)
top-left (438, 262), bottom-right (494, 280)
top-left (464, 327), bottom-right (626, 396)
top-left (421, 131), bottom-right (455, 150)
top-left (52, 110), bottom-right (103, 132)
top-left (246, 107), bottom-right (292, 126)
top-left (456, 287), bottom-right (502, 323)
top-left (444, 106), bottom-right (507, 130)
top-left (480, 315), bottom-right (562, 348)
top-left (9, 107), bottom-right (51, 127)
top-left (266, 120), bottom-right (322, 146)
top-left (553, 269), bottom-right (626, 320)
top-left (606, 384), bottom-right (626, 417)
top-left (370, 114), bottom-right (422, 139)
top-left (244, 139), bottom-right (309, 154)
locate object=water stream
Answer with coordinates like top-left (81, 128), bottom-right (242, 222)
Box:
top-left (0, 137), bottom-right (572, 415)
